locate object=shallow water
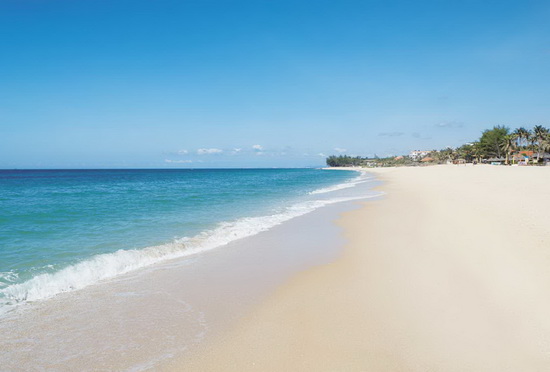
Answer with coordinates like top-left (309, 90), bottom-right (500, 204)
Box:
top-left (0, 168), bottom-right (361, 312)
top-left (0, 169), bottom-right (381, 370)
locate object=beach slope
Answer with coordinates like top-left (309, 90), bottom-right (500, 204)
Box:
top-left (172, 165), bottom-right (550, 371)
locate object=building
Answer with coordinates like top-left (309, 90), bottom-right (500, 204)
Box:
top-left (409, 150), bottom-right (431, 160)
top-left (533, 153), bottom-right (550, 165)
top-left (487, 157), bottom-right (505, 165)
top-left (512, 150), bottom-right (534, 165)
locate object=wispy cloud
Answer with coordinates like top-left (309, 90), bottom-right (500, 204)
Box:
top-left (334, 147), bottom-right (347, 153)
top-left (378, 132), bottom-right (404, 137)
top-left (252, 144), bottom-right (263, 151)
top-left (412, 132), bottom-right (432, 140)
top-left (318, 153), bottom-right (326, 157)
top-left (197, 148), bottom-right (223, 155)
top-left (177, 149), bottom-right (188, 155)
top-left (230, 148), bottom-right (242, 155)
top-left (436, 121), bottom-right (463, 129)
top-left (165, 159), bottom-right (193, 163)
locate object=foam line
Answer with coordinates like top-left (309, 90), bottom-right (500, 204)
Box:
top-left (0, 194), bottom-right (379, 314)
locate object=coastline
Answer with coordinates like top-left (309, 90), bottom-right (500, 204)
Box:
top-left (171, 165), bottom-right (550, 371)
top-left (0, 169), bottom-right (362, 313)
top-left (0, 170), bottom-right (380, 371)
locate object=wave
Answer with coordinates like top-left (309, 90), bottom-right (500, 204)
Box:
top-left (309, 172), bottom-right (372, 195)
top-left (0, 194), bottom-right (378, 313)
top-left (0, 271), bottom-right (19, 289)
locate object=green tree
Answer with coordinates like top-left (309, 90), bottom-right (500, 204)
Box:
top-left (500, 134), bottom-right (516, 165)
top-left (479, 126), bottom-right (509, 158)
top-left (471, 142), bottom-right (483, 163)
top-left (544, 133), bottom-right (550, 160)
top-left (456, 144), bottom-right (475, 162)
top-left (446, 147), bottom-right (458, 162)
top-left (429, 148), bottom-right (455, 164)
top-left (527, 129), bottom-right (536, 153)
top-left (533, 125), bottom-right (549, 163)
top-left (513, 127), bottom-right (530, 149)
top-left (326, 155), bottom-right (363, 167)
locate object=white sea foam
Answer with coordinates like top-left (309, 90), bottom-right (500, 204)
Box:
top-left (0, 193), bottom-right (379, 312)
top-left (0, 271), bottom-right (19, 288)
top-left (309, 172), bottom-right (372, 195)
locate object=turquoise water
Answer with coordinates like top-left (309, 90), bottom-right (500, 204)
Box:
top-left (0, 168), bottom-right (361, 310)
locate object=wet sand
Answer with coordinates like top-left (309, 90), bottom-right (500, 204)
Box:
top-left (173, 165), bottom-right (550, 371)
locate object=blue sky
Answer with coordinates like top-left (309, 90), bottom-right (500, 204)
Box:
top-left (1, 0), bottom-right (549, 168)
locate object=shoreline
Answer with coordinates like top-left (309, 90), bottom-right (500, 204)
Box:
top-left (0, 171), bottom-right (380, 371)
top-left (0, 168), bottom-right (363, 316)
top-left (172, 165), bottom-right (550, 371)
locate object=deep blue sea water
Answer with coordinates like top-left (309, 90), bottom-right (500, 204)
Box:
top-left (0, 168), bottom-right (365, 312)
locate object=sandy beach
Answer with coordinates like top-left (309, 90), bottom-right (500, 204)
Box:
top-left (171, 165), bottom-right (550, 371)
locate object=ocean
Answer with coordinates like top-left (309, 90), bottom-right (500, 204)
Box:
top-left (0, 168), bottom-right (367, 315)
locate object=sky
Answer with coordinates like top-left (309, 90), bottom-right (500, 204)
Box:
top-left (1, 0), bottom-right (549, 168)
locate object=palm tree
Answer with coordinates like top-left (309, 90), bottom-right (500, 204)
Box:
top-left (527, 129), bottom-right (536, 153)
top-left (513, 127), bottom-right (530, 149)
top-left (533, 125), bottom-right (549, 163)
top-left (456, 144), bottom-right (474, 162)
top-left (500, 135), bottom-right (516, 165)
top-left (439, 147), bottom-right (456, 163)
top-left (471, 141), bottom-right (483, 163)
top-left (541, 132), bottom-right (550, 165)
top-left (512, 128), bottom-right (521, 149)
top-left (512, 128), bottom-right (520, 148)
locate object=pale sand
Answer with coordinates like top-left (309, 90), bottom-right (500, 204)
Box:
top-left (169, 165), bottom-right (550, 371)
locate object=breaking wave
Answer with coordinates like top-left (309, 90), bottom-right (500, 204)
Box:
top-left (309, 172), bottom-right (372, 195)
top-left (0, 193), bottom-right (377, 314)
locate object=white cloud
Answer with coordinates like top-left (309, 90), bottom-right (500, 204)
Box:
top-left (318, 153), bottom-right (326, 157)
top-left (252, 144), bottom-right (263, 150)
top-left (177, 149), bottom-right (188, 155)
top-left (197, 148), bottom-right (223, 155)
top-left (230, 148), bottom-right (243, 155)
top-left (334, 147), bottom-right (347, 153)
top-left (165, 159), bottom-right (193, 163)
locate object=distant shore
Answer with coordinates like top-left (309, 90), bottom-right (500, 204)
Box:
top-left (173, 165), bottom-right (550, 371)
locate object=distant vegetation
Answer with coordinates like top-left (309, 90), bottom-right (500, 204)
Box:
top-left (326, 125), bottom-right (550, 167)
top-left (326, 155), bottom-right (365, 167)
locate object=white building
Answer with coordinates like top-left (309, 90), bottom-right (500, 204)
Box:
top-left (409, 150), bottom-right (431, 160)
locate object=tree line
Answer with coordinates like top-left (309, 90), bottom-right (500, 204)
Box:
top-left (326, 125), bottom-right (550, 167)
top-left (445, 125), bottom-right (550, 165)
top-left (326, 155), bottom-right (365, 167)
